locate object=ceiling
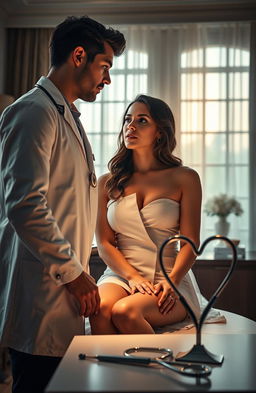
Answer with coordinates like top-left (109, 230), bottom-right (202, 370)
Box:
top-left (0, 0), bottom-right (256, 27)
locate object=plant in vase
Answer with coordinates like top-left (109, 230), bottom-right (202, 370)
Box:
top-left (204, 194), bottom-right (243, 240)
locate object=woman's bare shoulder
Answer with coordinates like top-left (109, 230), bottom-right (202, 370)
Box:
top-left (98, 173), bottom-right (111, 193)
top-left (172, 166), bottom-right (201, 184)
top-left (177, 165), bottom-right (200, 176)
top-left (98, 172), bottom-right (111, 183)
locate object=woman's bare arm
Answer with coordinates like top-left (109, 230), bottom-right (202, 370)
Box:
top-left (154, 167), bottom-right (202, 310)
top-left (168, 167), bottom-right (202, 286)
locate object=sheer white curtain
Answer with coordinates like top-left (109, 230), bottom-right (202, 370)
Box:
top-left (78, 21), bottom-right (252, 250)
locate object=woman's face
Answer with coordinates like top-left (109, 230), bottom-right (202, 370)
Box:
top-left (122, 102), bottom-right (160, 150)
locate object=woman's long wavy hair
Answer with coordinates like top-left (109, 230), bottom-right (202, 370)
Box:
top-left (106, 94), bottom-right (182, 200)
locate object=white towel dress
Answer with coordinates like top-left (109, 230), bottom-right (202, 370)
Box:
top-left (98, 193), bottom-right (205, 320)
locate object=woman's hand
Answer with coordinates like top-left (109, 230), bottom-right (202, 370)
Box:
top-left (154, 280), bottom-right (177, 314)
top-left (128, 275), bottom-right (155, 295)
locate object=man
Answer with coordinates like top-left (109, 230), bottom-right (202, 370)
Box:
top-left (0, 16), bottom-right (125, 393)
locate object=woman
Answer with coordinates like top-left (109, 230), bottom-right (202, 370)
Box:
top-left (90, 94), bottom-right (202, 334)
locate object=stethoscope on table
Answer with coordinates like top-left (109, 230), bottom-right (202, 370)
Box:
top-left (124, 347), bottom-right (211, 377)
top-left (78, 346), bottom-right (212, 378)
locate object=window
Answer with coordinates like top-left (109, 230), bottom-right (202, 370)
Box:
top-left (180, 45), bottom-right (249, 247)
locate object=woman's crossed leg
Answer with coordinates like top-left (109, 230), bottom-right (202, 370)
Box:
top-left (90, 282), bottom-right (186, 334)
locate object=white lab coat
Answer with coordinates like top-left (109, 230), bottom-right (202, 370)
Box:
top-left (0, 77), bottom-right (97, 356)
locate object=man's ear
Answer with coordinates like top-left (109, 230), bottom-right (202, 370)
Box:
top-left (72, 46), bottom-right (87, 67)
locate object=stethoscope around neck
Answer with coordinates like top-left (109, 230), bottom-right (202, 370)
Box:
top-left (35, 84), bottom-right (97, 188)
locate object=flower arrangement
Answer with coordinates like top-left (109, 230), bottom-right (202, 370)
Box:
top-left (204, 194), bottom-right (243, 218)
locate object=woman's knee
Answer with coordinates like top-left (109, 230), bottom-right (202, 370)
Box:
top-left (97, 297), bottom-right (115, 318)
top-left (111, 298), bottom-right (139, 327)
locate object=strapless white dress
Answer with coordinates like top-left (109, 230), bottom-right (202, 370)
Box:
top-left (98, 193), bottom-right (205, 320)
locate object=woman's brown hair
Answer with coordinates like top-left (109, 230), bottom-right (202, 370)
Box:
top-left (106, 94), bottom-right (182, 200)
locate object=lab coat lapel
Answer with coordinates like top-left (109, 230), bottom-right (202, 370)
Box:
top-left (62, 106), bottom-right (87, 159)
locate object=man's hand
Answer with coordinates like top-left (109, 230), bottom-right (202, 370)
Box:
top-left (65, 271), bottom-right (100, 317)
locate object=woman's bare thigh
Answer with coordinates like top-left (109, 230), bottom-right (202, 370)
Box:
top-left (98, 283), bottom-right (129, 307)
top-left (122, 292), bottom-right (187, 328)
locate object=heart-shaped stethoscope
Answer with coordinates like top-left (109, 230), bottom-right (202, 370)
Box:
top-left (159, 235), bottom-right (238, 365)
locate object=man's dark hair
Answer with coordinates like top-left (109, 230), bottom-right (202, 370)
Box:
top-left (50, 16), bottom-right (126, 67)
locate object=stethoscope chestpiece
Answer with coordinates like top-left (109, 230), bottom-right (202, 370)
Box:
top-left (89, 172), bottom-right (97, 188)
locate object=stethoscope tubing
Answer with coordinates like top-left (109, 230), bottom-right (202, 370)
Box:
top-left (155, 359), bottom-right (211, 377)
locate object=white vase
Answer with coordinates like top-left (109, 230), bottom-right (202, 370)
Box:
top-left (214, 216), bottom-right (230, 237)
